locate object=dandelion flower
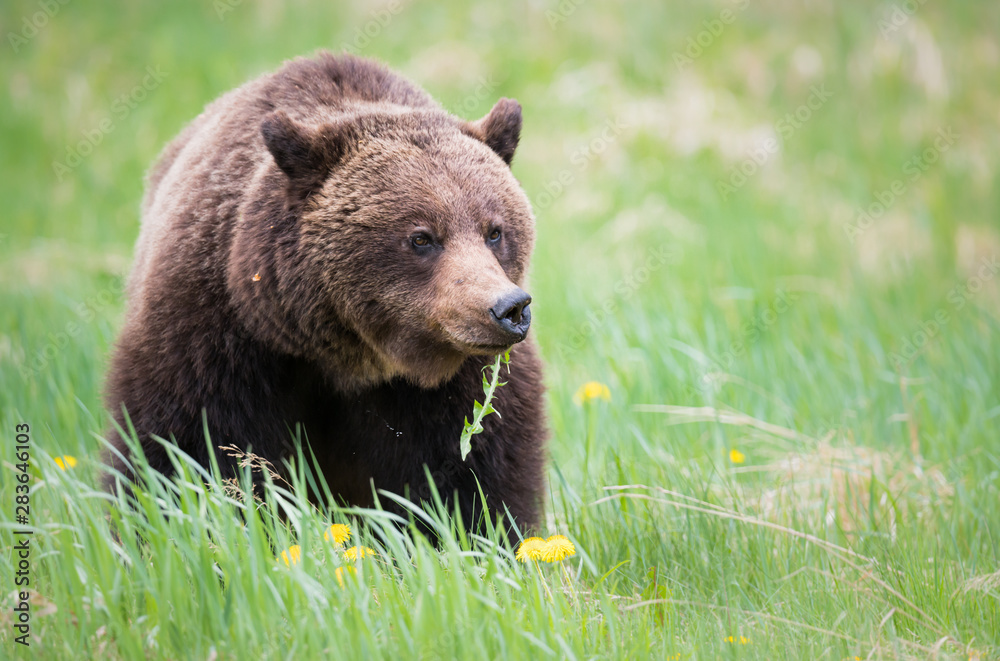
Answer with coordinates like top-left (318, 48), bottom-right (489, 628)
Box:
top-left (516, 537), bottom-right (546, 562)
top-left (279, 545), bottom-right (301, 566)
top-left (335, 565), bottom-right (356, 587)
top-left (725, 635), bottom-right (750, 644)
top-left (342, 545), bottom-right (377, 561)
top-left (540, 535), bottom-right (576, 563)
top-left (574, 381), bottom-right (611, 405)
top-left (54, 456), bottom-right (78, 470)
top-left (729, 448), bottom-right (745, 464)
top-left (324, 523), bottom-right (351, 545)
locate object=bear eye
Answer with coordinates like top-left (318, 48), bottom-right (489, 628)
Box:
top-left (411, 233), bottom-right (433, 249)
top-left (488, 228), bottom-right (502, 242)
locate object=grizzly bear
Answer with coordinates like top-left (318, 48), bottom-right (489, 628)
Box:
top-left (104, 52), bottom-right (546, 538)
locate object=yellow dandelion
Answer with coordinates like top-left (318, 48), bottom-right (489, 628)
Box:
top-left (335, 565), bottom-right (356, 587)
top-left (251, 272), bottom-right (261, 282)
top-left (574, 381), bottom-right (611, 405)
top-left (540, 535), bottom-right (576, 563)
top-left (725, 635), bottom-right (750, 644)
top-left (324, 523), bottom-right (351, 545)
top-left (342, 545), bottom-right (377, 561)
top-left (516, 536), bottom-right (547, 562)
top-left (54, 455), bottom-right (78, 470)
top-left (279, 545), bottom-right (301, 566)
top-left (729, 448), bottom-right (745, 464)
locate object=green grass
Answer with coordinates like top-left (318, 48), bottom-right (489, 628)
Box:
top-left (2, 0), bottom-right (999, 658)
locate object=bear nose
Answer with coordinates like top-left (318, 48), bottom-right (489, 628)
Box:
top-left (490, 288), bottom-right (532, 341)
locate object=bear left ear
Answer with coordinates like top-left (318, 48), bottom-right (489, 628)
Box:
top-left (261, 110), bottom-right (354, 190)
top-left (461, 98), bottom-right (522, 166)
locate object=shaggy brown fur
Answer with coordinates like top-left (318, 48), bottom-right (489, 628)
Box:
top-left (105, 52), bottom-right (547, 537)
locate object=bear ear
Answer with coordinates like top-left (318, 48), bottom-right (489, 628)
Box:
top-left (261, 110), bottom-right (353, 188)
top-left (461, 98), bottom-right (522, 165)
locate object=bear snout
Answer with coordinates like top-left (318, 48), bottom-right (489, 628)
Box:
top-left (489, 287), bottom-right (532, 342)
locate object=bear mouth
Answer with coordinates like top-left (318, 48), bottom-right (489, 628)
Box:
top-left (438, 321), bottom-right (528, 356)
top-left (449, 337), bottom-right (518, 356)
top-left (468, 342), bottom-right (516, 353)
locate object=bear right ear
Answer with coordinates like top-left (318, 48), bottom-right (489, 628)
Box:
top-left (261, 111), bottom-right (353, 190)
top-left (461, 98), bottom-right (522, 165)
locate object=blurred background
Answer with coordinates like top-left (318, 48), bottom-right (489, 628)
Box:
top-left (2, 0), bottom-right (1000, 655)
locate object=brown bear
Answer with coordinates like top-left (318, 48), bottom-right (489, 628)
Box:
top-left (104, 52), bottom-right (547, 538)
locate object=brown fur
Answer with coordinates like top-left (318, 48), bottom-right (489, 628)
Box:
top-left (105, 52), bottom-right (547, 538)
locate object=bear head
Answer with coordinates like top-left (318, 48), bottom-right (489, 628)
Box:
top-left (232, 98), bottom-right (535, 391)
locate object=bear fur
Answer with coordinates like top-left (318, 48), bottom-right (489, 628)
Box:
top-left (105, 52), bottom-right (547, 537)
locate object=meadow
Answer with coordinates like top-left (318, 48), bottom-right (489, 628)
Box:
top-left (1, 0), bottom-right (999, 658)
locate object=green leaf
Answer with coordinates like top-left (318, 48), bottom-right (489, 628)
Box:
top-left (458, 352), bottom-right (510, 461)
top-left (459, 416), bottom-right (474, 460)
